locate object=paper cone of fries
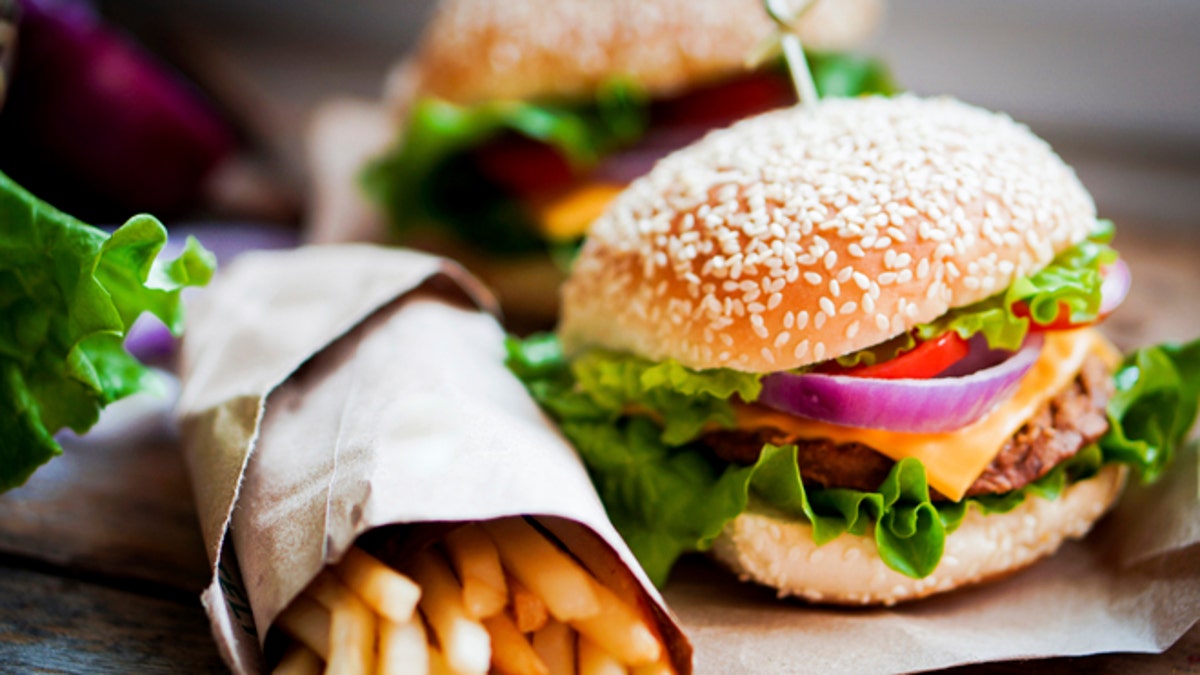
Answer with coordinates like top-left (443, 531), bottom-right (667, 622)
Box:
top-left (176, 245), bottom-right (692, 674)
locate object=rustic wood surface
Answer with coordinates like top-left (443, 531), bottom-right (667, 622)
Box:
top-left (0, 227), bottom-right (1197, 673)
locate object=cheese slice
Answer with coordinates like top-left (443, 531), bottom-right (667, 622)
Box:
top-left (735, 328), bottom-right (1122, 501)
top-left (535, 183), bottom-right (624, 241)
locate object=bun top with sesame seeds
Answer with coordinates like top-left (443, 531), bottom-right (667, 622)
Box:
top-left (558, 95), bottom-right (1098, 372)
top-left (410, 0), bottom-right (885, 105)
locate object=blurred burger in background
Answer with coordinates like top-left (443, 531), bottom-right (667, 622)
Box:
top-left (346, 0), bottom-right (894, 327)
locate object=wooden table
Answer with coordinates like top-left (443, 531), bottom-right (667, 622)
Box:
top-left (1, 227), bottom-right (1198, 673)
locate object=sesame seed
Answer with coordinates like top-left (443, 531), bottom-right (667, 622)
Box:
top-left (846, 320), bottom-right (860, 338)
top-left (794, 340), bottom-right (810, 359)
top-left (566, 95), bottom-right (1097, 371)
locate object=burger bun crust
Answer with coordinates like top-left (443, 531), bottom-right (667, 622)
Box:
top-left (413, 0), bottom-right (884, 104)
top-left (560, 96), bottom-right (1098, 372)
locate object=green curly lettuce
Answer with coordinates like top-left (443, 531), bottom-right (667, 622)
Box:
top-left (360, 54), bottom-right (897, 257)
top-left (915, 221), bottom-right (1118, 351)
top-left (0, 171), bottom-right (216, 491)
top-left (507, 331), bottom-right (1200, 585)
top-left (1100, 339), bottom-right (1200, 482)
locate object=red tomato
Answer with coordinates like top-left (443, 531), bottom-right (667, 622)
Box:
top-left (470, 135), bottom-right (578, 199)
top-left (652, 71), bottom-right (795, 128)
top-left (1013, 300), bottom-right (1111, 332)
top-left (825, 331), bottom-right (971, 380)
top-left (468, 71), bottom-right (794, 201)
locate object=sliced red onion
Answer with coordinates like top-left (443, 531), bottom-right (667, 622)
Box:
top-left (758, 336), bottom-right (1044, 433)
top-left (10, 0), bottom-right (236, 213)
top-left (1100, 258), bottom-right (1131, 316)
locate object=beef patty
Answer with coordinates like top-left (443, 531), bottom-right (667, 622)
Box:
top-left (703, 353), bottom-right (1114, 500)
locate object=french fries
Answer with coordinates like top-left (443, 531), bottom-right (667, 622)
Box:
top-left (445, 524), bottom-right (509, 620)
top-left (481, 519), bottom-right (600, 622)
top-left (507, 574), bottom-right (549, 634)
top-left (271, 517), bottom-right (673, 675)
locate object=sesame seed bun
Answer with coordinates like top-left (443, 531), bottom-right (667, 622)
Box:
top-left (411, 0), bottom-right (885, 105)
top-left (710, 463), bottom-right (1126, 606)
top-left (559, 95), bottom-right (1098, 372)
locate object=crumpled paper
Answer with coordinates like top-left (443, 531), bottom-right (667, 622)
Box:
top-left (175, 244), bottom-right (691, 673)
top-left (663, 440), bottom-right (1200, 674)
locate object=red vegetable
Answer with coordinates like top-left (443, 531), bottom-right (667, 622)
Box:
top-left (3, 0), bottom-right (235, 214)
top-left (758, 336), bottom-right (1043, 433)
top-left (470, 134), bottom-right (577, 199)
top-left (1015, 258), bottom-right (1131, 331)
top-left (824, 331), bottom-right (970, 380)
top-left (470, 71), bottom-right (795, 202)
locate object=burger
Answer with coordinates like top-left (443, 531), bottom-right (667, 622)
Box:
top-left (359, 0), bottom-right (894, 325)
top-left (507, 95), bottom-right (1200, 605)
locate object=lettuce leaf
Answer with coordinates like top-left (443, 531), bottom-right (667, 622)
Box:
top-left (360, 54), bottom-right (897, 256)
top-left (360, 81), bottom-right (649, 255)
top-left (507, 330), bottom-right (1200, 585)
top-left (0, 171), bottom-right (215, 491)
top-left (1100, 339), bottom-right (1200, 482)
top-left (915, 221), bottom-right (1118, 350)
top-left (570, 349), bottom-right (763, 445)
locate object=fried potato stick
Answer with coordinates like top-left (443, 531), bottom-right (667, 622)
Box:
top-left (482, 518), bottom-right (600, 621)
top-left (335, 547), bottom-right (421, 623)
top-left (444, 524), bottom-right (508, 620)
top-left (409, 547), bottom-right (491, 675)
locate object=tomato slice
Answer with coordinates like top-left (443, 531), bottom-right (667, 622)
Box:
top-left (468, 71), bottom-right (794, 202)
top-left (826, 331), bottom-right (970, 380)
top-left (652, 70), bottom-right (795, 128)
top-left (1012, 300), bottom-right (1080, 331)
top-left (470, 134), bottom-right (578, 199)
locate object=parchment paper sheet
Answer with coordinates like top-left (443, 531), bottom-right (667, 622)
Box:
top-left (664, 441), bottom-right (1200, 674)
top-left (176, 245), bottom-right (689, 674)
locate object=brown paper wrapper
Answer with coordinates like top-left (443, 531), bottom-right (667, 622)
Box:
top-left (176, 244), bottom-right (692, 674)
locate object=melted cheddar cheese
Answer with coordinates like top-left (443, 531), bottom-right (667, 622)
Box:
top-left (735, 328), bottom-right (1122, 501)
top-left (535, 183), bottom-right (623, 241)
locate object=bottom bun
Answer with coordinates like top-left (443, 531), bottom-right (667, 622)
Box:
top-left (709, 464), bottom-right (1127, 606)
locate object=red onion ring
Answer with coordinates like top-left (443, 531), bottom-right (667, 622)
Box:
top-left (758, 335), bottom-right (1044, 433)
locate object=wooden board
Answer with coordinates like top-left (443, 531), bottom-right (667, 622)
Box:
top-left (0, 229), bottom-right (1196, 672)
top-left (0, 565), bottom-right (225, 673)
